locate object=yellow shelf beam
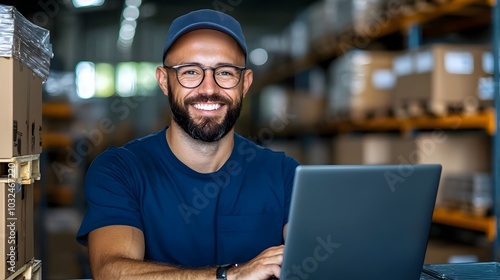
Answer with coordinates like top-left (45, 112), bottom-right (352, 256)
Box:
top-left (42, 132), bottom-right (74, 148)
top-left (400, 0), bottom-right (491, 30)
top-left (411, 110), bottom-right (496, 135)
top-left (433, 207), bottom-right (497, 241)
top-left (42, 103), bottom-right (74, 119)
top-left (323, 110), bottom-right (496, 135)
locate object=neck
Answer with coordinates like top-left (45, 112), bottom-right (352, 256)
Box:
top-left (166, 122), bottom-right (234, 173)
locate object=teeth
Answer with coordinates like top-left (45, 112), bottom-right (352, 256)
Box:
top-left (194, 103), bottom-right (221, 111)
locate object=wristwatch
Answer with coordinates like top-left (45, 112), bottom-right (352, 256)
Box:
top-left (216, 263), bottom-right (236, 280)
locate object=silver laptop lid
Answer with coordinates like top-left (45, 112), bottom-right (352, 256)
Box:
top-left (281, 164), bottom-right (442, 280)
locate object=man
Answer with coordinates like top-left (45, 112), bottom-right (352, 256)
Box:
top-left (77, 9), bottom-right (299, 280)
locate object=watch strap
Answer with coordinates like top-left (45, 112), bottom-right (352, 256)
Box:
top-left (216, 263), bottom-right (235, 280)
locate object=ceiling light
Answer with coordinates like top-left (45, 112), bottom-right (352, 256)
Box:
top-left (249, 48), bottom-right (269, 66)
top-left (72, 0), bottom-right (105, 8)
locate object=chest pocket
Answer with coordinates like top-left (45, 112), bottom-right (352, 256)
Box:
top-left (217, 213), bottom-right (283, 264)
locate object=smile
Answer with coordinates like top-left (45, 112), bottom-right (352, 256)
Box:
top-left (193, 103), bottom-right (222, 111)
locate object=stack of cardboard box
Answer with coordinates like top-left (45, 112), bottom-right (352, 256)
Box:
top-left (0, 5), bottom-right (51, 279)
top-left (328, 50), bottom-right (395, 122)
top-left (392, 44), bottom-right (492, 117)
top-left (326, 44), bottom-right (493, 121)
top-left (332, 132), bottom-right (492, 209)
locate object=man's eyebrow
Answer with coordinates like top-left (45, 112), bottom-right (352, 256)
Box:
top-left (173, 62), bottom-right (243, 67)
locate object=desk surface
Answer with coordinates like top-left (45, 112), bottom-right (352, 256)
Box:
top-left (420, 262), bottom-right (500, 279)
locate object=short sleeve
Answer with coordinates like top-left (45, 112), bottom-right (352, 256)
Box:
top-left (76, 147), bottom-right (143, 246)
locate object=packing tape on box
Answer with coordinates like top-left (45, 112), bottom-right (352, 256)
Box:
top-left (0, 5), bottom-right (53, 82)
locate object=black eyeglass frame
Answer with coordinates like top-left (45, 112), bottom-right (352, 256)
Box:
top-left (163, 63), bottom-right (247, 89)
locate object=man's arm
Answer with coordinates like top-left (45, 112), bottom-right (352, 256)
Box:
top-left (88, 225), bottom-right (284, 280)
top-left (88, 225), bottom-right (215, 280)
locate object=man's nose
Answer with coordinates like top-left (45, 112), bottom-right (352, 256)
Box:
top-left (198, 69), bottom-right (218, 94)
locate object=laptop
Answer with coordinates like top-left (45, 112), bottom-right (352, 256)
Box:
top-left (281, 164), bottom-right (442, 280)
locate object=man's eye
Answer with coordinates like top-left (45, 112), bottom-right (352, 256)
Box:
top-left (181, 68), bottom-right (200, 75)
top-left (217, 69), bottom-right (236, 76)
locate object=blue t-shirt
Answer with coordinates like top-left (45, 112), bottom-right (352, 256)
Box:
top-left (76, 127), bottom-right (299, 267)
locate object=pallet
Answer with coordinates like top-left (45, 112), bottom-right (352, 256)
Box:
top-left (401, 0), bottom-right (444, 15)
top-left (331, 108), bottom-right (393, 123)
top-left (440, 201), bottom-right (490, 217)
top-left (6, 259), bottom-right (41, 280)
top-left (0, 155), bottom-right (41, 185)
top-left (393, 98), bottom-right (493, 118)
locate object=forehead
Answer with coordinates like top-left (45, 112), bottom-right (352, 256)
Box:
top-left (165, 29), bottom-right (245, 65)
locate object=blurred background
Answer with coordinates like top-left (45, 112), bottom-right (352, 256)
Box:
top-left (1, 0), bottom-right (498, 278)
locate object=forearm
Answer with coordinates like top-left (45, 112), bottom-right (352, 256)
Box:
top-left (93, 255), bottom-right (216, 280)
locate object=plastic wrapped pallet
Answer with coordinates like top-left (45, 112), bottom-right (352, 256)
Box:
top-left (328, 50), bottom-right (395, 121)
top-left (333, 0), bottom-right (388, 35)
top-left (0, 5), bottom-right (52, 158)
top-left (0, 5), bottom-right (52, 81)
top-left (440, 173), bottom-right (492, 216)
top-left (308, 0), bottom-right (338, 48)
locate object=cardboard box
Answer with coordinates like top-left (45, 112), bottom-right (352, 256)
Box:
top-left (259, 87), bottom-right (325, 127)
top-left (392, 44), bottom-right (491, 116)
top-left (28, 73), bottom-right (43, 155)
top-left (265, 140), bottom-right (304, 164)
top-left (390, 132), bottom-right (491, 205)
top-left (288, 91), bottom-right (326, 126)
top-left (0, 58), bottom-right (30, 158)
top-left (332, 133), bottom-right (395, 165)
top-left (0, 57), bottom-right (42, 158)
top-left (0, 183), bottom-right (34, 278)
top-left (328, 50), bottom-right (395, 121)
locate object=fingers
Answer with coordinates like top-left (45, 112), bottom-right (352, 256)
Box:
top-left (255, 245), bottom-right (284, 265)
top-left (227, 246), bottom-right (285, 280)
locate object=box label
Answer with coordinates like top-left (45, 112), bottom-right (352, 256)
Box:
top-left (478, 77), bottom-right (493, 100)
top-left (393, 54), bottom-right (413, 76)
top-left (445, 51), bottom-right (474, 74)
top-left (416, 51), bottom-right (434, 73)
top-left (482, 52), bottom-right (493, 74)
top-left (352, 67), bottom-right (366, 95)
top-left (372, 69), bottom-right (395, 90)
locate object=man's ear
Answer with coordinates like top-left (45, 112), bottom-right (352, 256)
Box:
top-left (241, 69), bottom-right (253, 98)
top-left (156, 66), bottom-right (169, 96)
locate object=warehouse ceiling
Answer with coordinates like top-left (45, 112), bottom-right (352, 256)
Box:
top-left (1, 0), bottom-right (317, 48)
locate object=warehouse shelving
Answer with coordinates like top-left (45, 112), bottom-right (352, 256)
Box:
top-left (250, 0), bottom-right (500, 260)
top-left (40, 100), bottom-right (87, 278)
top-left (333, 110), bottom-right (496, 135)
top-left (42, 132), bottom-right (74, 149)
top-left (252, 0), bottom-right (493, 92)
top-left (433, 207), bottom-right (496, 241)
top-left (42, 103), bottom-right (73, 119)
top-left (270, 110), bottom-right (495, 137)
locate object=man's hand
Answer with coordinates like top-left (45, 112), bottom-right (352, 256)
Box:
top-left (226, 245), bottom-right (284, 280)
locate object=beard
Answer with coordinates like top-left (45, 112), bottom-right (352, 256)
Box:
top-left (168, 84), bottom-right (242, 142)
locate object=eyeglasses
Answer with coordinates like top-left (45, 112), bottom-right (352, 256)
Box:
top-left (163, 63), bottom-right (247, 89)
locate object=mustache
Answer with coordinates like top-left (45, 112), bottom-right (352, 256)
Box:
top-left (185, 93), bottom-right (232, 104)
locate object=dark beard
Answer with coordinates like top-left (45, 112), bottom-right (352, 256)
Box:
top-left (168, 84), bottom-right (242, 142)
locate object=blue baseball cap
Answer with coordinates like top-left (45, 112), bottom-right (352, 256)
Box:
top-left (162, 9), bottom-right (247, 62)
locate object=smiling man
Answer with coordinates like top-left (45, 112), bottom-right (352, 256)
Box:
top-left (76, 9), bottom-right (299, 280)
